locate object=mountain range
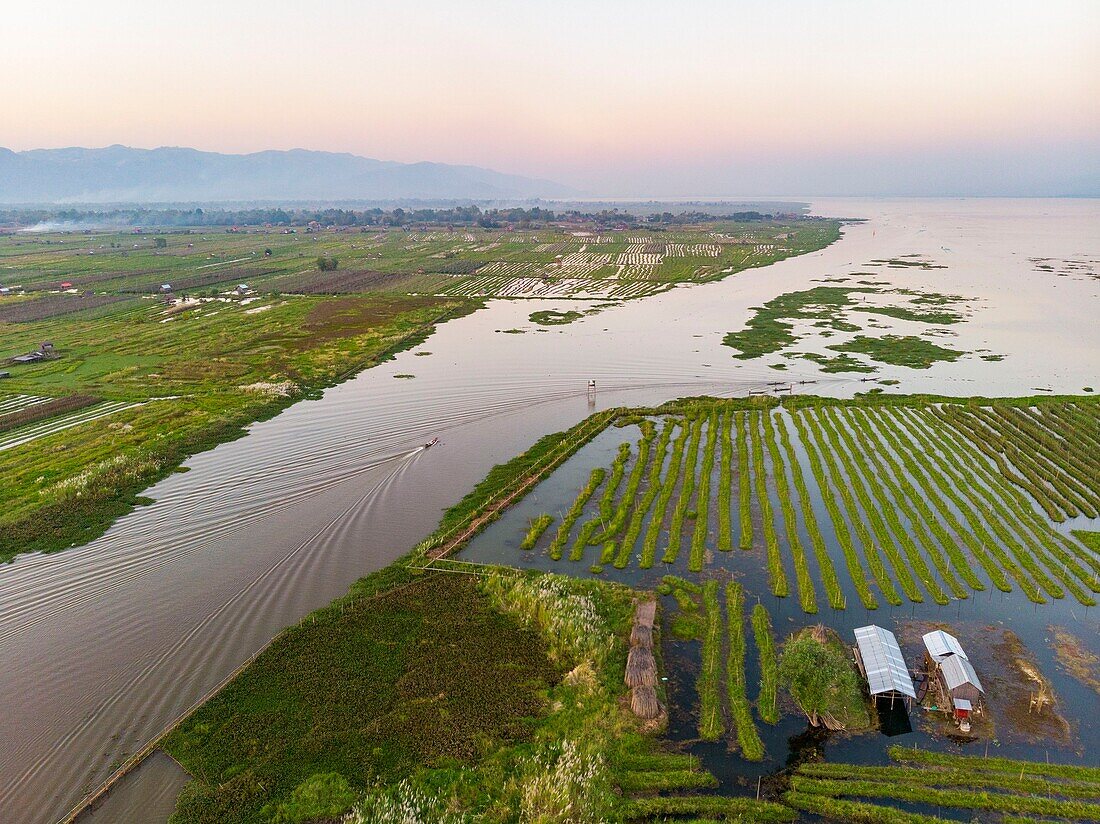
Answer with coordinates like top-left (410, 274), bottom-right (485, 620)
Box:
top-left (0, 145), bottom-right (577, 203)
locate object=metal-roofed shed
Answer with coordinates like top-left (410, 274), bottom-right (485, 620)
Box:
top-left (922, 629), bottom-right (968, 663)
top-left (853, 625), bottom-right (916, 702)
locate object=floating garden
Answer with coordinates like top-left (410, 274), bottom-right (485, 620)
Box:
top-left (475, 397), bottom-right (1100, 611)
top-left (151, 393), bottom-right (1099, 823)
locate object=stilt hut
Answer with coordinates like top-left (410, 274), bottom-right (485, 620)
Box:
top-left (853, 625), bottom-right (916, 709)
top-left (922, 630), bottom-right (984, 731)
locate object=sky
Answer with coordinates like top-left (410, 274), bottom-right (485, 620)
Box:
top-left (3, 0), bottom-right (1099, 197)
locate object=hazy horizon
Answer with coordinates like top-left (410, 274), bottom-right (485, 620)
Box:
top-left (4, 1), bottom-right (1098, 197)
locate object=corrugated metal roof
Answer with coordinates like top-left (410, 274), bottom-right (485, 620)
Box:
top-left (854, 625), bottom-right (916, 698)
top-left (939, 653), bottom-right (984, 692)
top-left (954, 698), bottom-right (973, 711)
top-left (922, 629), bottom-right (968, 662)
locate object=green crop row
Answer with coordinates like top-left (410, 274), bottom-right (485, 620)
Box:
top-left (904, 408), bottom-right (1088, 603)
top-left (846, 408), bottom-right (986, 594)
top-left (793, 411), bottom-right (903, 605)
top-left (788, 411), bottom-right (880, 609)
top-left (822, 408), bottom-right (955, 604)
top-left (762, 411), bottom-right (817, 612)
top-left (688, 412), bottom-right (719, 572)
top-left (519, 514), bottom-right (553, 550)
top-left (799, 761), bottom-right (1100, 800)
top-left (717, 410), bottom-right (733, 552)
top-left (773, 413), bottom-right (845, 609)
top-left (737, 412), bottom-right (753, 549)
top-left (600, 421), bottom-right (657, 546)
top-left (750, 412), bottom-right (788, 597)
top-left (663, 414), bottom-right (704, 564)
top-left (641, 418), bottom-right (689, 568)
top-left (888, 745), bottom-right (1100, 783)
top-left (863, 407), bottom-right (1019, 595)
top-left (620, 794), bottom-right (795, 822)
top-left (750, 603), bottom-right (779, 724)
top-left (789, 775), bottom-right (1100, 819)
top-left (614, 420), bottom-right (676, 569)
top-left (725, 582), bottom-right (764, 760)
top-left (919, 408), bottom-right (1099, 601)
top-left (547, 466), bottom-right (606, 561)
top-left (783, 791), bottom-right (947, 824)
top-left (808, 409), bottom-right (927, 603)
top-left (597, 442), bottom-right (633, 534)
top-left (697, 580), bottom-right (724, 740)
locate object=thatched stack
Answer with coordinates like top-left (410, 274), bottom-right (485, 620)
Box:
top-left (630, 623), bottom-right (653, 648)
top-left (634, 600), bottom-right (657, 629)
top-left (631, 685), bottom-right (661, 719)
top-left (626, 599), bottom-right (662, 720)
top-left (625, 646), bottom-right (657, 687)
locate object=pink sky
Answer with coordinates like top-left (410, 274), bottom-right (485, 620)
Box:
top-left (3, 1), bottom-right (1098, 195)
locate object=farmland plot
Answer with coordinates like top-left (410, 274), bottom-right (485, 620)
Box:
top-left (465, 398), bottom-right (1100, 611)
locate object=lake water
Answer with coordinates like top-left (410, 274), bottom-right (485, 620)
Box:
top-left (0, 198), bottom-right (1097, 823)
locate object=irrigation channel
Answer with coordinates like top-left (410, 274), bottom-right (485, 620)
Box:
top-left (1, 199), bottom-right (1098, 823)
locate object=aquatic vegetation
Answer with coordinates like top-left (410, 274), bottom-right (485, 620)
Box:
top-left (716, 410), bottom-right (734, 551)
top-left (820, 407), bottom-right (951, 604)
top-left (687, 412), bottom-right (718, 572)
top-left (597, 442), bottom-right (632, 528)
top-left (888, 745), bottom-right (1100, 783)
top-left (519, 514), bottom-right (553, 550)
top-left (788, 775), bottom-right (1100, 819)
top-left (788, 411), bottom-right (879, 609)
top-left (697, 580), bottom-right (724, 740)
top-left (805, 409), bottom-right (924, 602)
top-left (829, 334), bottom-right (966, 369)
top-left (619, 794), bottom-right (795, 821)
top-left (783, 791), bottom-right (946, 824)
top-left (761, 411), bottom-right (817, 612)
top-left (528, 309), bottom-right (584, 325)
top-left (1049, 626), bottom-right (1100, 696)
top-left (793, 410), bottom-right (903, 605)
top-left (774, 413), bottom-right (844, 609)
top-left (640, 419), bottom-right (688, 568)
top-left (547, 467), bottom-right (606, 561)
top-left (725, 582), bottom-right (764, 759)
top-left (722, 283), bottom-right (972, 367)
top-left (751, 603), bottom-right (779, 724)
top-left (662, 414), bottom-right (704, 564)
top-left (614, 420), bottom-right (675, 568)
top-left (749, 412), bottom-right (788, 597)
top-left (737, 412), bottom-right (753, 549)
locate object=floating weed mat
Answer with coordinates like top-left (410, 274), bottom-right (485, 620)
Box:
top-left (506, 398), bottom-right (1100, 609)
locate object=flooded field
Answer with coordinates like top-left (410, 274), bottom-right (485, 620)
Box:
top-left (460, 399), bottom-right (1099, 795)
top-left (1, 199), bottom-right (1098, 822)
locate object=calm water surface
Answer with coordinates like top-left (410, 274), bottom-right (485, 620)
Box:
top-left (1, 198), bottom-right (1097, 823)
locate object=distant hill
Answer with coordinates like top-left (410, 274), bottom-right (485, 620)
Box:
top-left (0, 145), bottom-right (577, 203)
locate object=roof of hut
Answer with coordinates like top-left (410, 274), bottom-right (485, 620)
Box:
top-left (938, 653), bottom-right (984, 693)
top-left (923, 630), bottom-right (968, 663)
top-left (854, 625), bottom-right (916, 699)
